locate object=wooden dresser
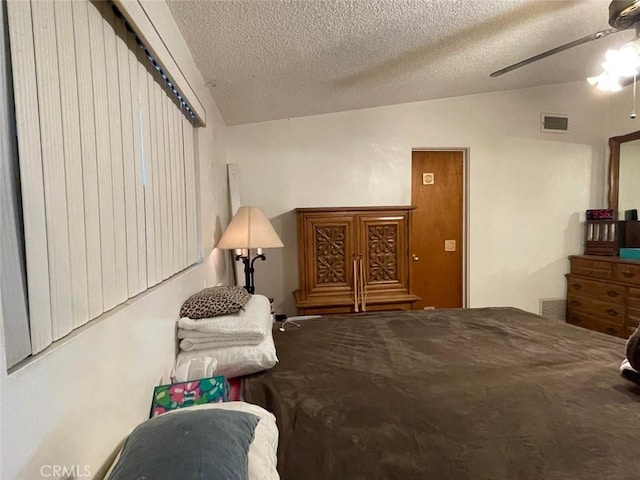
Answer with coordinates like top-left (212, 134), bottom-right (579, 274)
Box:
top-left (294, 206), bottom-right (420, 315)
top-left (566, 255), bottom-right (640, 338)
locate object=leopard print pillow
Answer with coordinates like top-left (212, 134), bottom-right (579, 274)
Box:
top-left (179, 286), bottom-right (251, 319)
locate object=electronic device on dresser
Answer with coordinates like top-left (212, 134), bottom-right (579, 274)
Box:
top-left (294, 206), bottom-right (420, 315)
top-left (584, 209), bottom-right (617, 256)
top-left (567, 130), bottom-right (640, 338)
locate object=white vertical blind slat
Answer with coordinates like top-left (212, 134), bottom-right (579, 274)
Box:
top-left (162, 91), bottom-right (174, 278)
top-left (147, 71), bottom-right (162, 286)
top-left (102, 4), bottom-right (128, 305)
top-left (182, 118), bottom-right (197, 264)
top-left (88, 1), bottom-right (117, 311)
top-left (6, 0), bottom-right (53, 353)
top-left (72, 0), bottom-right (103, 320)
top-left (176, 110), bottom-right (187, 268)
top-left (167, 96), bottom-right (179, 273)
top-left (156, 84), bottom-right (170, 280)
top-left (172, 107), bottom-right (184, 271)
top-left (31, 0), bottom-right (74, 341)
top-left (54, 0), bottom-right (90, 329)
top-left (115, 18), bottom-right (140, 298)
top-left (136, 49), bottom-right (155, 287)
top-left (0, 0), bottom-right (31, 367)
top-left (132, 52), bottom-right (147, 294)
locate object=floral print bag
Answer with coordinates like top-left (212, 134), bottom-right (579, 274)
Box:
top-left (150, 376), bottom-right (229, 417)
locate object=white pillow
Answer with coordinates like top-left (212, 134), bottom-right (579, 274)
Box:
top-left (168, 402), bottom-right (279, 480)
top-left (105, 402), bottom-right (279, 480)
top-left (175, 329), bottom-right (278, 380)
top-left (172, 355), bottom-right (218, 383)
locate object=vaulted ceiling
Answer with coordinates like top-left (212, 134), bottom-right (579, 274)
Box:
top-left (167, 0), bottom-right (633, 125)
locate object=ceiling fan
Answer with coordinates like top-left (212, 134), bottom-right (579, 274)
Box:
top-left (490, 0), bottom-right (640, 78)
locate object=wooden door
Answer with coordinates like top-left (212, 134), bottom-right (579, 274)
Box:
top-left (411, 151), bottom-right (464, 308)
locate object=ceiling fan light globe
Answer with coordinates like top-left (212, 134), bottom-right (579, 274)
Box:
top-left (588, 71), bottom-right (622, 91)
top-left (600, 76), bottom-right (623, 91)
top-left (601, 47), bottom-right (639, 77)
top-left (587, 75), bottom-right (601, 86)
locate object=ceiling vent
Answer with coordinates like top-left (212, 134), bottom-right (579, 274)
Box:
top-left (541, 113), bottom-right (569, 133)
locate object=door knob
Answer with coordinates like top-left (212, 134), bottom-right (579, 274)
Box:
top-left (412, 254), bottom-right (419, 261)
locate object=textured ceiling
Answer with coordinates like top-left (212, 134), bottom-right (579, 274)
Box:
top-left (167, 0), bottom-right (634, 125)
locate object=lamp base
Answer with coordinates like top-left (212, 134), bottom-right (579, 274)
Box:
top-left (235, 253), bottom-right (266, 294)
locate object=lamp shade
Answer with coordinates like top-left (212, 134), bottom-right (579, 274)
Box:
top-left (217, 206), bottom-right (284, 249)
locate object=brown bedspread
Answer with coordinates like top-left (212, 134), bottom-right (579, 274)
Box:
top-left (242, 307), bottom-right (640, 480)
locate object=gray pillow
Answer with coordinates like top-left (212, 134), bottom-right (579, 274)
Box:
top-left (108, 409), bottom-right (259, 480)
top-left (627, 324), bottom-right (640, 372)
top-left (180, 286), bottom-right (251, 319)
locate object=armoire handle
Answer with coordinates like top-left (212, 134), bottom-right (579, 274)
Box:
top-left (353, 256), bottom-right (360, 312)
top-left (359, 256), bottom-right (367, 312)
top-left (352, 255), bottom-right (367, 312)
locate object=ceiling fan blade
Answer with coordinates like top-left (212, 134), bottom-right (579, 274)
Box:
top-left (490, 28), bottom-right (621, 78)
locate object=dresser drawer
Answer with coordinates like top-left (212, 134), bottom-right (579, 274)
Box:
top-left (566, 311), bottom-right (626, 338)
top-left (613, 263), bottom-right (640, 285)
top-left (630, 287), bottom-right (640, 308)
top-left (570, 258), bottom-right (613, 280)
top-left (627, 306), bottom-right (640, 328)
top-left (566, 275), bottom-right (625, 304)
top-left (567, 295), bottom-right (625, 324)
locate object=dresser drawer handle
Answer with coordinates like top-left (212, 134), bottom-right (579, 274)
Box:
top-left (605, 327), bottom-right (618, 335)
top-left (570, 300), bottom-right (581, 307)
top-left (622, 271), bottom-right (635, 279)
top-left (571, 283), bottom-right (583, 290)
top-left (605, 309), bottom-right (619, 317)
top-left (569, 316), bottom-right (581, 324)
top-left (607, 290), bottom-right (620, 298)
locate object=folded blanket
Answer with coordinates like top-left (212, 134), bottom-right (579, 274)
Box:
top-left (619, 359), bottom-right (640, 385)
top-left (175, 332), bottom-right (278, 380)
top-left (177, 294), bottom-right (272, 351)
top-left (178, 329), bottom-right (223, 339)
top-left (180, 335), bottom-right (263, 351)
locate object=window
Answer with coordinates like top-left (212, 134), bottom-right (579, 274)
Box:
top-left (4, 0), bottom-right (201, 366)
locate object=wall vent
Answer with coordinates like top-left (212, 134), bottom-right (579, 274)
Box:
top-left (541, 113), bottom-right (569, 133)
top-left (539, 298), bottom-right (566, 322)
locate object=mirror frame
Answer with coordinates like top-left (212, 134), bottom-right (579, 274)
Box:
top-left (608, 130), bottom-right (640, 215)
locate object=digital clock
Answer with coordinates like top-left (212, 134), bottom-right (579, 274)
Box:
top-left (586, 209), bottom-right (615, 220)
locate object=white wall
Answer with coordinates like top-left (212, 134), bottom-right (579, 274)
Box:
top-left (227, 82), bottom-right (634, 316)
top-left (0, 3), bottom-right (231, 479)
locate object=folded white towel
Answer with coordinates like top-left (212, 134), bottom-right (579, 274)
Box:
top-left (177, 294), bottom-right (272, 351)
top-left (178, 329), bottom-right (221, 339)
top-left (180, 335), bottom-right (263, 351)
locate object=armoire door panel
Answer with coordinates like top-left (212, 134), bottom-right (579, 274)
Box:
top-left (304, 215), bottom-right (356, 298)
top-left (358, 213), bottom-right (409, 292)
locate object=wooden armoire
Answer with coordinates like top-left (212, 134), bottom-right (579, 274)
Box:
top-left (293, 206), bottom-right (420, 315)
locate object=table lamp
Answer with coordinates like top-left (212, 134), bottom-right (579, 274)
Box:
top-left (216, 206), bottom-right (284, 293)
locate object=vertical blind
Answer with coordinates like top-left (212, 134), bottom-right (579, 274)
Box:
top-left (6, 0), bottom-right (200, 359)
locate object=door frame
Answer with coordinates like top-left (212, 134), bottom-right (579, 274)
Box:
top-left (411, 147), bottom-right (470, 308)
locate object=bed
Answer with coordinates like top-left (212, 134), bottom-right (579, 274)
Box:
top-left (242, 307), bottom-right (640, 480)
